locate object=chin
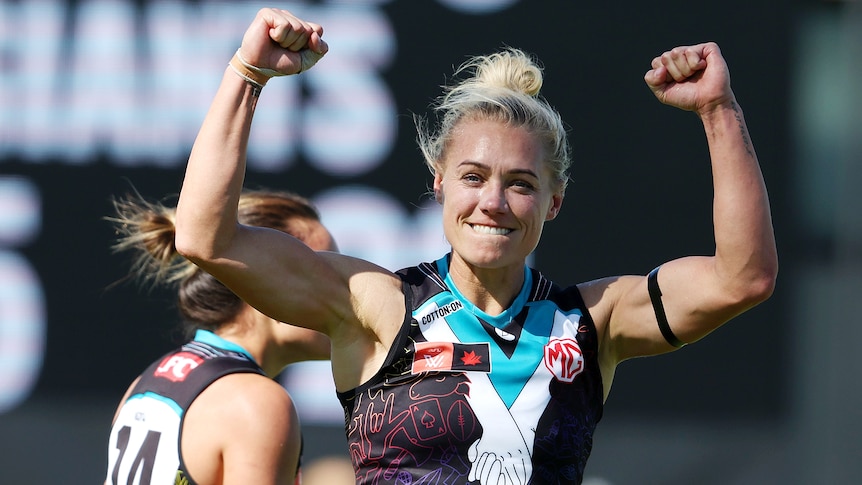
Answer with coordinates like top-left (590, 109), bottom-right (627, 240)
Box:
top-left (461, 251), bottom-right (517, 270)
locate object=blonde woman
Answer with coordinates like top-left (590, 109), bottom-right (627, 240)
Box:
top-left (175, 8), bottom-right (777, 484)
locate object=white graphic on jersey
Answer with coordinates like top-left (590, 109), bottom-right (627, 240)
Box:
top-left (422, 352), bottom-right (446, 369)
top-left (543, 337), bottom-right (584, 383)
top-left (155, 353), bottom-right (201, 381)
top-left (494, 327), bottom-right (516, 341)
top-left (466, 373), bottom-right (531, 484)
top-left (105, 397), bottom-right (182, 484)
top-left (419, 303), bottom-right (582, 484)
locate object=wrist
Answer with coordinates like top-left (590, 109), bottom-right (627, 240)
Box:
top-left (228, 49), bottom-right (279, 96)
top-left (697, 96), bottom-right (739, 121)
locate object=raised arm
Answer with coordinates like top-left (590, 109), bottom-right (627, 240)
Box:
top-left (587, 43), bottom-right (778, 368)
top-left (174, 8), bottom-right (338, 331)
top-left (174, 9), bottom-right (407, 391)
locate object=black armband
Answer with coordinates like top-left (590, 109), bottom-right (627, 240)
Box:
top-left (647, 266), bottom-right (686, 348)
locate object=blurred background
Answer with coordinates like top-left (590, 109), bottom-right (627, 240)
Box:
top-left (1, 0), bottom-right (860, 483)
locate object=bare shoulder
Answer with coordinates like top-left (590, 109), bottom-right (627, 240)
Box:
top-left (318, 252), bottom-right (408, 389)
top-left (319, 251), bottom-right (405, 336)
top-left (184, 374), bottom-right (300, 484)
top-left (184, 373), bottom-right (296, 447)
top-left (319, 251), bottom-right (401, 285)
top-left (576, 274), bottom-right (650, 390)
top-left (578, 275), bottom-right (649, 348)
top-left (202, 373), bottom-right (294, 419)
top-left (576, 275), bottom-right (645, 340)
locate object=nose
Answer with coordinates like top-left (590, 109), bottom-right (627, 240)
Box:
top-left (479, 183), bottom-right (508, 214)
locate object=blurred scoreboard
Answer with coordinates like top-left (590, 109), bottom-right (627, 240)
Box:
top-left (0, 0), bottom-right (788, 422)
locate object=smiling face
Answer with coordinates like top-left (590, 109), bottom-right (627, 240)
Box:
top-left (434, 118), bottom-right (563, 273)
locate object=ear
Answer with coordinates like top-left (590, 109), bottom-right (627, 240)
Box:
top-left (433, 173), bottom-right (444, 203)
top-left (545, 192), bottom-right (563, 221)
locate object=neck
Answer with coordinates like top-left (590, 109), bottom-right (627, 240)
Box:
top-left (446, 255), bottom-right (525, 316)
top-left (213, 310), bottom-right (286, 377)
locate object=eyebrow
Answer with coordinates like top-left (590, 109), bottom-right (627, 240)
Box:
top-left (456, 161), bottom-right (540, 179)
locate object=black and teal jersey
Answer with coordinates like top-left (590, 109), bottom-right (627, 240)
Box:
top-left (338, 254), bottom-right (603, 484)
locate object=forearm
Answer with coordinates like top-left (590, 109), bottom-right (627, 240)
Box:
top-left (175, 68), bottom-right (257, 260)
top-left (701, 99), bottom-right (778, 300)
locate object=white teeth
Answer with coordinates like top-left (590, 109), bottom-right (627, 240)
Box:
top-left (471, 224), bottom-right (511, 235)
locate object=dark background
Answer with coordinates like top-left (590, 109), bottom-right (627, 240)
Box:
top-left (14, 0), bottom-right (792, 415)
top-left (4, 0), bottom-right (858, 484)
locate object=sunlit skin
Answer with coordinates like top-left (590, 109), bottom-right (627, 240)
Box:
top-left (174, 11), bottom-right (779, 482)
top-left (216, 219), bottom-right (337, 374)
top-left (433, 119), bottom-right (563, 314)
top-left (181, 219), bottom-right (339, 485)
top-left (108, 218), bottom-right (338, 485)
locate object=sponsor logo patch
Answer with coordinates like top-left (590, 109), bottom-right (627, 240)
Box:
top-left (543, 337), bottom-right (584, 383)
top-left (412, 341), bottom-right (491, 374)
top-left (154, 352), bottom-right (204, 382)
top-left (418, 300), bottom-right (465, 326)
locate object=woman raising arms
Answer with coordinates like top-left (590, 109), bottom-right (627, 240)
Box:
top-left (175, 7), bottom-right (777, 484)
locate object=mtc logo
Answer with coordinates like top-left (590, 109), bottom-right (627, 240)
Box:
top-left (154, 352), bottom-right (203, 382)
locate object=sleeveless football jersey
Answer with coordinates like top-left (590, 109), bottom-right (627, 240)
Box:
top-left (105, 330), bottom-right (265, 485)
top-left (338, 254), bottom-right (604, 484)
